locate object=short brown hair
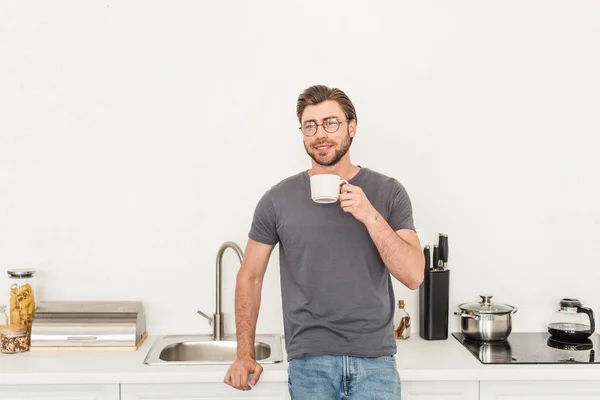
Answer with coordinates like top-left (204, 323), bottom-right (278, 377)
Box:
top-left (296, 85), bottom-right (357, 123)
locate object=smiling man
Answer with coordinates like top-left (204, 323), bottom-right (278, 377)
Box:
top-left (224, 85), bottom-right (425, 399)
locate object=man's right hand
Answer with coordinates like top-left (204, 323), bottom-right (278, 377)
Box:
top-left (224, 356), bottom-right (263, 391)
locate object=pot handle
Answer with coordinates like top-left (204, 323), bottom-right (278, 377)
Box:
top-left (578, 306), bottom-right (595, 333)
top-left (454, 311), bottom-right (480, 320)
top-left (511, 307), bottom-right (518, 314)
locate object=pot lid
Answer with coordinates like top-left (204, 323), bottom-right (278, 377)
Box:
top-left (459, 295), bottom-right (516, 314)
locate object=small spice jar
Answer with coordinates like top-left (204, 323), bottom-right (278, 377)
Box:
top-left (0, 324), bottom-right (30, 354)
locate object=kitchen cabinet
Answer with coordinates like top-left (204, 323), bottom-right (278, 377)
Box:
top-left (122, 381), bottom-right (479, 399)
top-left (121, 382), bottom-right (290, 400)
top-left (480, 381), bottom-right (600, 399)
top-left (0, 384), bottom-right (119, 400)
top-left (402, 381), bottom-right (479, 400)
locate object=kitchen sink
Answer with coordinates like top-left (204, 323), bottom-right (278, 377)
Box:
top-left (144, 243), bottom-right (285, 366)
top-left (143, 334), bottom-right (284, 365)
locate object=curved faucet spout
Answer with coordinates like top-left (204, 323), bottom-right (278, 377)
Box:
top-left (216, 241), bottom-right (244, 315)
top-left (202, 241), bottom-right (243, 341)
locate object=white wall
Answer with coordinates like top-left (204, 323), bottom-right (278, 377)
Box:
top-left (1, 0), bottom-right (599, 337)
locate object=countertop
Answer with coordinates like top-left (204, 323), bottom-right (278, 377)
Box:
top-left (1, 334), bottom-right (599, 385)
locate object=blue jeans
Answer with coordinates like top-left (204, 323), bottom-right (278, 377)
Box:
top-left (288, 355), bottom-right (401, 400)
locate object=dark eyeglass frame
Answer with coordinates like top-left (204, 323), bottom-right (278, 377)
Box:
top-left (299, 117), bottom-right (349, 137)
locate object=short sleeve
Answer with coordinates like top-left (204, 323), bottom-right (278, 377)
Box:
top-left (388, 181), bottom-right (416, 232)
top-left (248, 190), bottom-right (279, 245)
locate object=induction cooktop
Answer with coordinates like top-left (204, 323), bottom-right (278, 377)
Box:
top-left (452, 332), bottom-right (599, 364)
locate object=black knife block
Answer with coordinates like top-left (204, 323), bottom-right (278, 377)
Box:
top-left (419, 268), bottom-right (450, 340)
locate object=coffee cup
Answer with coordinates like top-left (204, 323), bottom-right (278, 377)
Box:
top-left (310, 174), bottom-right (348, 204)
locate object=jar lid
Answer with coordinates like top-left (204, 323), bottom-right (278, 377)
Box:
top-left (458, 294), bottom-right (516, 314)
top-left (0, 324), bottom-right (27, 335)
top-left (7, 269), bottom-right (36, 278)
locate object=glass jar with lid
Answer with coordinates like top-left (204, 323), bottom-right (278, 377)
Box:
top-left (7, 269), bottom-right (37, 336)
top-left (0, 324), bottom-right (30, 353)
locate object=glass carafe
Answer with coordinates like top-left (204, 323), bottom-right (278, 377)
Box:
top-left (548, 298), bottom-right (595, 343)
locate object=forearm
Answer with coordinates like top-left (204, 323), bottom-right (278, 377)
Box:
top-left (365, 214), bottom-right (424, 289)
top-left (234, 271), bottom-right (263, 359)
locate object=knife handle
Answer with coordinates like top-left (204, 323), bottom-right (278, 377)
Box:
top-left (438, 234), bottom-right (445, 264)
top-left (441, 234), bottom-right (448, 269)
top-left (432, 245), bottom-right (439, 270)
top-left (424, 245), bottom-right (431, 270)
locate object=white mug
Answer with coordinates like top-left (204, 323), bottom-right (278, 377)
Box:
top-left (310, 174), bottom-right (349, 204)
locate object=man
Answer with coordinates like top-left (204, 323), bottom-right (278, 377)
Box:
top-left (224, 85), bottom-right (425, 399)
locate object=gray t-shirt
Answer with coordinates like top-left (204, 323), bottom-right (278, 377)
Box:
top-left (249, 167), bottom-right (415, 360)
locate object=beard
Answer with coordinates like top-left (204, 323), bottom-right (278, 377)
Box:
top-left (304, 128), bottom-right (353, 167)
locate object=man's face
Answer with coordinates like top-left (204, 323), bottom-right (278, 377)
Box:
top-left (301, 100), bottom-right (356, 167)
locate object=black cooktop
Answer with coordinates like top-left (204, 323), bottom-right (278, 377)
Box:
top-left (452, 332), bottom-right (599, 364)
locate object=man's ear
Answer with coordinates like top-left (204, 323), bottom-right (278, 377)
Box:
top-left (349, 119), bottom-right (357, 138)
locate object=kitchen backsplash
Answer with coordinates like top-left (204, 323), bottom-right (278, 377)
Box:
top-left (1, 1), bottom-right (598, 336)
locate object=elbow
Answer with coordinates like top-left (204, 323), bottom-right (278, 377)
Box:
top-left (405, 272), bottom-right (424, 290)
top-left (405, 262), bottom-right (425, 290)
top-left (406, 252), bottom-right (425, 289)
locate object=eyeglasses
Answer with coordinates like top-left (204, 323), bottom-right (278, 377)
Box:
top-left (299, 117), bottom-right (349, 137)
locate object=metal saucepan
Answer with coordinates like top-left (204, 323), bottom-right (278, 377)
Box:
top-left (454, 294), bottom-right (518, 342)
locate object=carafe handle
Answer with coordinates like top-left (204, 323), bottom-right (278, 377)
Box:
top-left (578, 306), bottom-right (595, 333)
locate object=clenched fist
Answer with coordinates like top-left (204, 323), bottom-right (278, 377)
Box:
top-left (224, 356), bottom-right (263, 391)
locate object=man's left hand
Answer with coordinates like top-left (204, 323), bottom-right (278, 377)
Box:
top-left (339, 183), bottom-right (380, 225)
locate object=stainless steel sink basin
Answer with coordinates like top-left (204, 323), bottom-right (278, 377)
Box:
top-left (143, 334), bottom-right (284, 365)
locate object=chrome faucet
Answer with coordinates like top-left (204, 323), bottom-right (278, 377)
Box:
top-left (197, 241), bottom-right (244, 340)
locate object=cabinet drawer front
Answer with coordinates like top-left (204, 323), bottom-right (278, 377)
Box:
top-left (0, 384), bottom-right (119, 400)
top-left (480, 381), bottom-right (600, 400)
top-left (402, 381), bottom-right (479, 400)
top-left (121, 382), bottom-right (289, 400)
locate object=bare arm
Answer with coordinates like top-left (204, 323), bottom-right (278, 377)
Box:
top-left (340, 183), bottom-right (424, 289)
top-left (364, 221), bottom-right (424, 289)
top-left (225, 238), bottom-right (274, 391)
top-left (235, 238), bottom-right (275, 358)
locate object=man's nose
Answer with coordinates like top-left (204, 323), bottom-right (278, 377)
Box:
top-left (314, 124), bottom-right (329, 139)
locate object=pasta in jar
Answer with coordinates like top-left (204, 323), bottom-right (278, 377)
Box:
top-left (7, 269), bottom-right (36, 336)
top-left (10, 283), bottom-right (35, 333)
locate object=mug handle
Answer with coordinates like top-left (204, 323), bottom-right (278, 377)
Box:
top-left (340, 180), bottom-right (349, 192)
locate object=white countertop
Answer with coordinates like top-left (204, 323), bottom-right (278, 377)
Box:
top-left (1, 334), bottom-right (599, 385)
